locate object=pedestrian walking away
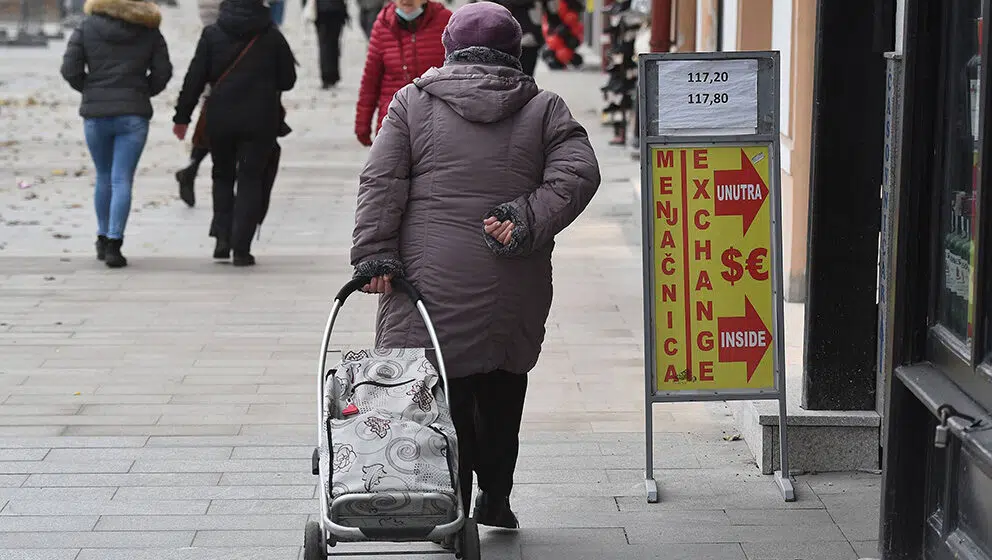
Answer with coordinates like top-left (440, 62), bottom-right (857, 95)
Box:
top-left (354, 0), bottom-right (450, 146)
top-left (351, 1), bottom-right (600, 527)
top-left (173, 0), bottom-right (297, 267)
top-left (174, 0), bottom-right (223, 209)
top-left (269, 0), bottom-right (286, 25)
top-left (303, 0), bottom-right (349, 88)
top-left (488, 0), bottom-right (543, 77)
top-left (60, 0), bottom-right (173, 269)
top-left (357, 0), bottom-right (385, 39)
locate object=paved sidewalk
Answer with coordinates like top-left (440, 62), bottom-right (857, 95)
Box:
top-left (0, 2), bottom-right (879, 559)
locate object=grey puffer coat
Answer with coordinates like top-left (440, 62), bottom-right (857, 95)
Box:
top-left (351, 48), bottom-right (601, 380)
top-left (60, 0), bottom-right (172, 119)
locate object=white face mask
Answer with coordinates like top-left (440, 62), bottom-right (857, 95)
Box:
top-left (395, 5), bottom-right (424, 20)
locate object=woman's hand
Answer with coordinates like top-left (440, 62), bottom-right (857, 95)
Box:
top-left (361, 274), bottom-right (393, 294)
top-left (356, 130), bottom-right (373, 147)
top-left (173, 124), bottom-right (188, 141)
top-left (484, 216), bottom-right (515, 246)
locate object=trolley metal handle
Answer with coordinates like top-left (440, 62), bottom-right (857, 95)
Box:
top-left (334, 276), bottom-right (424, 306)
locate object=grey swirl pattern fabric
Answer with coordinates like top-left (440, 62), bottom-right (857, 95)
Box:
top-left (319, 348), bottom-right (459, 531)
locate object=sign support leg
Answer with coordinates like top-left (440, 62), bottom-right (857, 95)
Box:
top-left (774, 390), bottom-right (795, 501)
top-left (645, 398), bottom-right (658, 503)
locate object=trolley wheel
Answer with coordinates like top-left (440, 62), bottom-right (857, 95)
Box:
top-left (304, 520), bottom-right (326, 560)
top-left (458, 519), bottom-right (482, 560)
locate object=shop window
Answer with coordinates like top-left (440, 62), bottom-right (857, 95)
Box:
top-left (934, 0), bottom-right (982, 350)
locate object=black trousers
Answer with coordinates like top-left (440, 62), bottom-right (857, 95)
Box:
top-left (447, 370), bottom-right (528, 515)
top-left (208, 133), bottom-right (275, 254)
top-left (316, 11), bottom-right (347, 86)
top-left (520, 46), bottom-right (540, 77)
top-left (359, 7), bottom-right (377, 40)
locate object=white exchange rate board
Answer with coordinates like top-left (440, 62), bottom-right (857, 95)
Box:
top-left (657, 58), bottom-right (759, 134)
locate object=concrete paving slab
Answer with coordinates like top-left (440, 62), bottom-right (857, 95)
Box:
top-left (740, 541), bottom-right (859, 560)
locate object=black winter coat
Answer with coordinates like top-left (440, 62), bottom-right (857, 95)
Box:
top-left (316, 0), bottom-right (347, 14)
top-left (173, 0), bottom-right (297, 139)
top-left (60, 0), bottom-right (172, 119)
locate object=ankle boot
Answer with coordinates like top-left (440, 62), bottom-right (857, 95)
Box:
top-left (232, 252), bottom-right (255, 267)
top-left (104, 238), bottom-right (127, 268)
top-left (474, 492), bottom-right (519, 529)
top-left (213, 238), bottom-right (231, 260)
top-left (175, 166), bottom-right (196, 208)
top-left (95, 235), bottom-right (108, 261)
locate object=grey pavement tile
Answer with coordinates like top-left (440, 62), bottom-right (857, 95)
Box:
top-left (63, 425), bottom-right (243, 436)
top-left (44, 447), bottom-right (234, 462)
top-left (0, 415), bottom-right (161, 426)
top-left (0, 487), bottom-right (116, 501)
top-left (482, 527), bottom-right (628, 547)
top-left (23, 473), bottom-right (222, 488)
top-left (0, 405), bottom-right (82, 416)
top-left (207, 499), bottom-right (318, 515)
top-left (219, 472), bottom-right (316, 486)
top-left (0, 449), bottom-right (49, 461)
top-left (192, 530), bottom-right (300, 547)
top-left (740, 541), bottom-right (858, 560)
top-left (624, 522), bottom-right (846, 545)
top-left (724, 508), bottom-right (834, 526)
top-left (0, 550), bottom-right (81, 560)
top-left (0, 530), bottom-right (194, 548)
top-left (79, 404), bottom-right (249, 416)
top-left (2, 499), bottom-right (209, 516)
top-left (520, 544), bottom-right (746, 560)
top-left (515, 469), bottom-right (609, 484)
top-left (803, 472), bottom-right (882, 496)
top-left (0, 515), bottom-right (99, 532)
top-left (147, 436), bottom-right (312, 448)
top-left (113, 485), bottom-right (315, 501)
top-left (0, 437), bottom-right (147, 448)
top-left (230, 446), bottom-right (312, 459)
top-left (74, 548), bottom-right (301, 560)
top-left (0, 460), bottom-right (134, 474)
top-left (819, 494), bottom-right (881, 542)
top-left (511, 482), bottom-right (641, 499)
top-left (131, 459), bottom-right (305, 473)
top-left (0, 474), bottom-right (28, 487)
top-left (852, 540), bottom-right (880, 558)
top-left (94, 514), bottom-right (308, 532)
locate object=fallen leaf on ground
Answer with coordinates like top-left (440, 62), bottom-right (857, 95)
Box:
top-left (52, 233), bottom-right (71, 239)
top-left (51, 169), bottom-right (67, 177)
top-left (722, 434), bottom-right (743, 442)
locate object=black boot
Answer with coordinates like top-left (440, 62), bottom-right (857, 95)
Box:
top-left (213, 238), bottom-right (231, 260)
top-left (104, 238), bottom-right (127, 268)
top-left (95, 235), bottom-right (108, 261)
top-left (474, 492), bottom-right (519, 529)
top-left (232, 252), bottom-right (255, 267)
top-left (175, 166), bottom-right (196, 208)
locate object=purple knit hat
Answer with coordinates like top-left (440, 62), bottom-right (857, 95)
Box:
top-left (442, 2), bottom-right (523, 59)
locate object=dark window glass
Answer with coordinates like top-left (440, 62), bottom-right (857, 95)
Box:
top-left (936, 1), bottom-right (983, 346)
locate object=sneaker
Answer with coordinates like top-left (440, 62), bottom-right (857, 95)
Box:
top-left (473, 493), bottom-right (519, 529)
top-left (104, 238), bottom-right (127, 269)
top-left (175, 167), bottom-right (196, 208)
top-left (95, 235), bottom-right (107, 261)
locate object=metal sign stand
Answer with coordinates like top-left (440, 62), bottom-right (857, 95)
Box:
top-left (638, 51), bottom-right (794, 503)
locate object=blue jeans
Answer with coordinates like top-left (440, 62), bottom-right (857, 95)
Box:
top-left (270, 0), bottom-right (286, 25)
top-left (83, 116), bottom-right (149, 240)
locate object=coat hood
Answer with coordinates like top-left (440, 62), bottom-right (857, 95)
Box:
top-left (83, 0), bottom-right (161, 42)
top-left (217, 0), bottom-right (272, 38)
top-left (414, 59), bottom-right (538, 124)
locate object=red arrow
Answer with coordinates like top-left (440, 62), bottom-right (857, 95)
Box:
top-left (717, 297), bottom-right (772, 382)
top-left (714, 150), bottom-right (768, 235)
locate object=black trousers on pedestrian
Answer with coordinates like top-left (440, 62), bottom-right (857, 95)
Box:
top-left (520, 46), bottom-right (540, 77)
top-left (316, 11), bottom-right (347, 86)
top-left (359, 8), bottom-right (377, 40)
top-left (447, 370), bottom-right (528, 516)
top-left (208, 133), bottom-right (275, 255)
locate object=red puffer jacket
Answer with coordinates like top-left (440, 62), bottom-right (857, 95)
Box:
top-left (355, 1), bottom-right (451, 140)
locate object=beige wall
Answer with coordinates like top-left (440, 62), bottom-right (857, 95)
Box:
top-left (781, 0), bottom-right (815, 302)
top-left (676, 0), bottom-right (814, 302)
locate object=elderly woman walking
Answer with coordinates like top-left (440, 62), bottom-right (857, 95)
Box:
top-left (61, 0), bottom-right (173, 268)
top-left (351, 2), bottom-right (600, 527)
